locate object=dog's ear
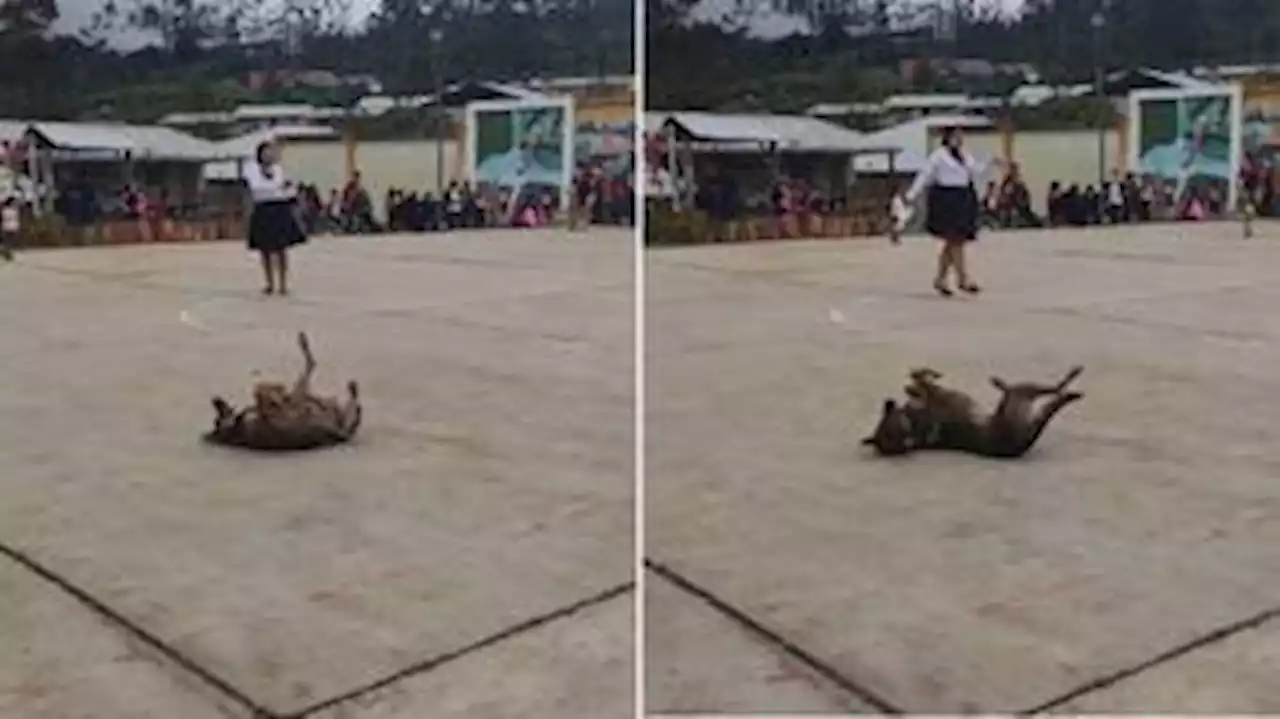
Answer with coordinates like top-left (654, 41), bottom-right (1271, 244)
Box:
top-left (882, 398), bottom-right (897, 413)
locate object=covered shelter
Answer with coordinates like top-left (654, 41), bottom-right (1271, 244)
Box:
top-left (650, 111), bottom-right (901, 210)
top-left (21, 121), bottom-right (231, 218)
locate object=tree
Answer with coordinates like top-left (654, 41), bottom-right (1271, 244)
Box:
top-left (0, 0), bottom-right (57, 35)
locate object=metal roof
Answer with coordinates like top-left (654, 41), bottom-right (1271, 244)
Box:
top-left (24, 121), bottom-right (227, 161)
top-left (882, 93), bottom-right (973, 109)
top-left (658, 111), bottom-right (879, 152)
top-left (0, 121), bottom-right (28, 143)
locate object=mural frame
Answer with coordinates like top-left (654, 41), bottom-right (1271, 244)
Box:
top-left (1127, 84), bottom-right (1244, 210)
top-left (463, 96), bottom-right (577, 213)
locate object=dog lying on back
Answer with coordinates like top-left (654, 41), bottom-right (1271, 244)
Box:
top-left (862, 366), bottom-right (1084, 458)
top-left (205, 332), bottom-right (362, 451)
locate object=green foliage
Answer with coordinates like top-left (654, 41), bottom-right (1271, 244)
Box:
top-left (344, 108), bottom-right (452, 141)
top-left (0, 0), bottom-right (57, 34)
top-left (87, 78), bottom-right (253, 122)
top-left (650, 0), bottom-right (1280, 116)
top-left (1, 0), bottom-right (633, 121)
top-left (1009, 96), bottom-right (1119, 131)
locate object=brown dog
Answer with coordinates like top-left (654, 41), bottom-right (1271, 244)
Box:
top-left (863, 366), bottom-right (1084, 458)
top-left (205, 332), bottom-right (362, 451)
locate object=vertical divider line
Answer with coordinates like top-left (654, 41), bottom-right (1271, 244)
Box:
top-left (632, 0), bottom-right (648, 713)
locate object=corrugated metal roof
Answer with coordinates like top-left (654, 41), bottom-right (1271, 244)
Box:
top-left (481, 82), bottom-right (555, 102)
top-left (160, 111), bottom-right (235, 125)
top-left (0, 121), bottom-right (28, 143)
top-left (643, 113), bottom-right (670, 133)
top-left (233, 104), bottom-right (318, 120)
top-left (26, 121), bottom-right (227, 161)
top-left (661, 111), bottom-right (873, 152)
top-left (29, 122), bottom-right (136, 152)
top-left (882, 93), bottom-right (972, 109)
top-left (1137, 68), bottom-right (1220, 90)
top-left (806, 102), bottom-right (883, 117)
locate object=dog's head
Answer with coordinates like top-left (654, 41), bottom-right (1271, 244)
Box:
top-left (861, 398), bottom-right (916, 456)
top-left (204, 396), bottom-right (243, 445)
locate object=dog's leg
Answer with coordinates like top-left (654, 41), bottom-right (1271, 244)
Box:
top-left (1009, 391), bottom-right (1084, 456)
top-left (991, 366), bottom-right (1083, 399)
top-left (909, 368), bottom-right (943, 383)
top-left (336, 380), bottom-right (362, 438)
top-left (291, 332), bottom-right (317, 399)
top-left (211, 396), bottom-right (236, 421)
top-left (1054, 365), bottom-right (1085, 393)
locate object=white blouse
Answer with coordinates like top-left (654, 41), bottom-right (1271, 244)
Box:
top-left (243, 161), bottom-right (296, 204)
top-left (904, 147), bottom-right (992, 203)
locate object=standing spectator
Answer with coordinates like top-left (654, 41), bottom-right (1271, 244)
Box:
top-left (443, 181), bottom-right (464, 229)
top-left (326, 188), bottom-right (342, 231)
top-left (134, 187), bottom-right (153, 241)
top-left (1122, 173), bottom-right (1142, 222)
top-left (1105, 171), bottom-right (1126, 224)
top-left (342, 171), bottom-right (375, 233)
top-left (570, 166), bottom-right (596, 231)
top-left (1138, 177), bottom-right (1156, 221)
top-left (461, 182), bottom-right (481, 227)
top-left (0, 196), bottom-right (18, 261)
top-left (771, 179), bottom-right (796, 239)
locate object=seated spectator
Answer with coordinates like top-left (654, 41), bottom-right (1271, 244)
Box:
top-left (1082, 185), bottom-right (1101, 225)
top-left (1180, 189), bottom-right (1208, 221)
top-left (1046, 181), bottom-right (1063, 226)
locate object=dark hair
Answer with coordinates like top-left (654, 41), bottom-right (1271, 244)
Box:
top-left (255, 141), bottom-right (273, 166)
top-left (940, 126), bottom-right (964, 164)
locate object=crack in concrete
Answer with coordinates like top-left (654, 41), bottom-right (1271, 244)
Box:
top-left (0, 540), bottom-right (274, 718)
top-left (645, 559), bottom-right (902, 715)
top-left (2, 535), bottom-right (632, 718)
top-left (1019, 604), bottom-right (1280, 715)
top-left (283, 581), bottom-right (634, 718)
top-left (651, 552), bottom-right (1280, 715)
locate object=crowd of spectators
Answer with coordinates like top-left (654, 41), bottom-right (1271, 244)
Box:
top-left (294, 164), bottom-right (634, 235)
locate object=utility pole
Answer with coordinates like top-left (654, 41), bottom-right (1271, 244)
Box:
top-left (1091, 0), bottom-right (1109, 186)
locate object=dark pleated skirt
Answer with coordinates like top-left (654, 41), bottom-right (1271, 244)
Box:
top-left (926, 185), bottom-right (980, 242)
top-left (247, 200), bottom-right (306, 253)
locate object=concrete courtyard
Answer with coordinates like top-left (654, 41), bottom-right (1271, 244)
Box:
top-left (0, 229), bottom-right (633, 718)
top-left (646, 221), bottom-right (1280, 714)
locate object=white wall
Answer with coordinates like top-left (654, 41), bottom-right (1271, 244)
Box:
top-left (947, 129), bottom-right (1125, 214)
top-left (280, 139), bottom-right (463, 217)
